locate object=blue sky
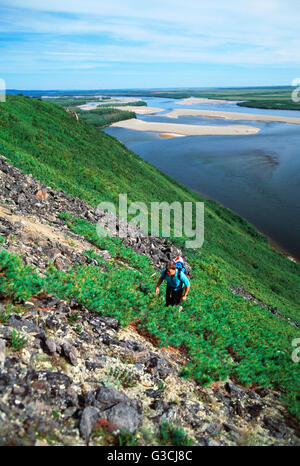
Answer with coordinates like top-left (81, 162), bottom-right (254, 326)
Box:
top-left (0, 0), bottom-right (299, 89)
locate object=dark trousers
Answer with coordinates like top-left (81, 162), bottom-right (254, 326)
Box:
top-left (165, 286), bottom-right (184, 306)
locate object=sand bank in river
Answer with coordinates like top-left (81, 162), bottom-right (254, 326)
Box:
top-left (165, 108), bottom-right (300, 125)
top-left (78, 103), bottom-right (163, 114)
top-left (178, 97), bottom-right (237, 105)
top-left (110, 118), bottom-right (260, 136)
top-left (78, 97), bottom-right (142, 111)
top-left (109, 105), bottom-right (163, 114)
top-left (158, 132), bottom-right (184, 138)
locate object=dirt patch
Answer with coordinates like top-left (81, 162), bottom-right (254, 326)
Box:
top-left (0, 204), bottom-right (94, 253)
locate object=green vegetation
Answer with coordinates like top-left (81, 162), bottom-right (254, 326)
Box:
top-left (76, 107), bottom-right (136, 128)
top-left (0, 219), bottom-right (299, 417)
top-left (0, 304), bottom-right (11, 324)
top-left (116, 429), bottom-right (136, 446)
top-left (10, 329), bottom-right (28, 351)
top-left (99, 100), bottom-right (147, 107)
top-left (159, 421), bottom-right (193, 446)
top-left (68, 311), bottom-right (80, 323)
top-left (51, 409), bottom-right (60, 420)
top-left (43, 96), bottom-right (147, 128)
top-left (41, 96), bottom-right (115, 107)
top-left (0, 94), bottom-right (299, 419)
top-left (107, 367), bottom-right (137, 388)
top-left (91, 419), bottom-right (136, 446)
top-left (42, 96), bottom-right (146, 108)
top-left (41, 95), bottom-right (146, 128)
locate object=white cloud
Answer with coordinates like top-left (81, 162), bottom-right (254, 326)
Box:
top-left (0, 0), bottom-right (299, 70)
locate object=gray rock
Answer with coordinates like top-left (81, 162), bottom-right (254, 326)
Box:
top-left (232, 400), bottom-right (245, 417)
top-left (145, 353), bottom-right (173, 379)
top-left (263, 416), bottom-right (287, 438)
top-left (44, 248), bottom-right (61, 260)
top-left (17, 193), bottom-right (27, 205)
top-left (45, 316), bottom-right (60, 330)
top-left (93, 386), bottom-right (143, 432)
top-left (37, 370), bottom-right (72, 389)
top-left (54, 256), bottom-right (71, 271)
top-left (7, 316), bottom-right (41, 334)
top-left (63, 406), bottom-right (77, 418)
top-left (119, 339), bottom-right (145, 352)
top-left (100, 333), bottom-right (119, 346)
top-left (145, 389), bottom-right (162, 399)
top-left (224, 382), bottom-right (246, 397)
top-left (79, 406), bottom-right (100, 443)
top-left (95, 386), bottom-right (129, 409)
top-left (205, 423), bottom-right (223, 436)
top-left (246, 403), bottom-right (264, 419)
top-left (0, 339), bottom-right (6, 369)
top-left (90, 315), bottom-right (120, 331)
top-left (196, 436), bottom-right (215, 446)
top-left (13, 220), bottom-right (26, 230)
top-left (85, 361), bottom-right (104, 371)
top-left (62, 342), bottom-right (78, 366)
top-left (103, 401), bottom-right (142, 434)
top-left (223, 423), bottom-right (241, 436)
top-left (44, 337), bottom-right (56, 354)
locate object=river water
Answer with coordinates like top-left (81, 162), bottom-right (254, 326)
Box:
top-left (103, 97), bottom-right (300, 261)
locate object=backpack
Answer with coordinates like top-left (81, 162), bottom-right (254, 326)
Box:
top-left (172, 256), bottom-right (186, 275)
top-left (163, 256), bottom-right (187, 286)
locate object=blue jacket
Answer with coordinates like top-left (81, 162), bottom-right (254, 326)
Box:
top-left (161, 268), bottom-right (190, 290)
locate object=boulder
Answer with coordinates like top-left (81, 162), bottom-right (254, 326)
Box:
top-left (79, 406), bottom-right (100, 443)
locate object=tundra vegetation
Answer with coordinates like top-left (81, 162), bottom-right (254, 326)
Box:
top-left (74, 107), bottom-right (137, 128)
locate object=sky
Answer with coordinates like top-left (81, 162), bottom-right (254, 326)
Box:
top-left (0, 0), bottom-right (300, 90)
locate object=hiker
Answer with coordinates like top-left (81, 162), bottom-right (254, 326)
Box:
top-left (155, 259), bottom-right (190, 306)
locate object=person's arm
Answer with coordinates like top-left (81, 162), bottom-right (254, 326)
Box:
top-left (180, 272), bottom-right (190, 301)
top-left (181, 285), bottom-right (190, 301)
top-left (155, 276), bottom-right (163, 294)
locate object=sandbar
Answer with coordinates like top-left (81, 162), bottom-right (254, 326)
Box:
top-left (78, 102), bottom-right (102, 110)
top-left (78, 97), bottom-right (142, 111)
top-left (178, 97), bottom-right (237, 105)
top-left (165, 108), bottom-right (300, 125)
top-left (159, 133), bottom-right (185, 139)
top-left (109, 105), bottom-right (164, 115)
top-left (110, 118), bottom-right (260, 136)
top-left (78, 102), bottom-right (163, 114)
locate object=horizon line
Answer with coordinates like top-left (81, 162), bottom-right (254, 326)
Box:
top-left (6, 84), bottom-right (295, 93)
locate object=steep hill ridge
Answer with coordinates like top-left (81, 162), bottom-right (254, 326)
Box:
top-left (0, 157), bottom-right (299, 446)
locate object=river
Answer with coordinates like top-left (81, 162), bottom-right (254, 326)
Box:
top-left (103, 96), bottom-right (300, 261)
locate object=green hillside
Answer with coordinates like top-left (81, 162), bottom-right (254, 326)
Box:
top-left (0, 94), bottom-right (299, 417)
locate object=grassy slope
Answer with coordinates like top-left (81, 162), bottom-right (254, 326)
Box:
top-left (0, 94), bottom-right (299, 416)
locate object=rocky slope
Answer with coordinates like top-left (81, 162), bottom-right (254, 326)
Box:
top-left (0, 155), bottom-right (299, 446)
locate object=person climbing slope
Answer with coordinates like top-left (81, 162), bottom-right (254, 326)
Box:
top-left (155, 258), bottom-right (190, 306)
